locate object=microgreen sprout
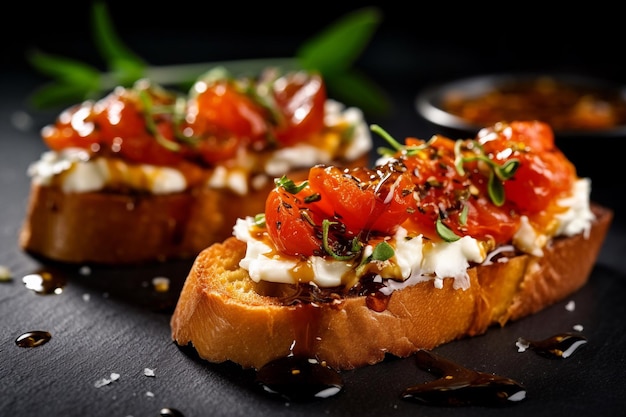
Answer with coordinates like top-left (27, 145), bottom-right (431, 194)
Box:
top-left (435, 218), bottom-right (461, 242)
top-left (459, 204), bottom-right (469, 226)
top-left (371, 124), bottom-right (435, 157)
top-left (454, 139), bottom-right (520, 207)
top-left (355, 240), bottom-right (395, 276)
top-left (137, 89), bottom-right (181, 152)
top-left (275, 176), bottom-right (308, 194)
top-left (253, 213), bottom-right (266, 228)
top-left (322, 220), bottom-right (360, 260)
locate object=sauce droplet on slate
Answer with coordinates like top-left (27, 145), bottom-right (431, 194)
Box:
top-left (402, 349), bottom-right (526, 407)
top-left (22, 271), bottom-right (66, 295)
top-left (15, 330), bottom-right (52, 348)
top-left (159, 407), bottom-right (184, 417)
top-left (256, 355), bottom-right (343, 401)
top-left (517, 332), bottom-right (587, 359)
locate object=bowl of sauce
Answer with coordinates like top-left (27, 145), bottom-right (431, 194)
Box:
top-left (416, 73), bottom-right (626, 183)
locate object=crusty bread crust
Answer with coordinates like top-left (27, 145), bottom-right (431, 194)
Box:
top-left (19, 155), bottom-right (369, 264)
top-left (170, 204), bottom-right (612, 370)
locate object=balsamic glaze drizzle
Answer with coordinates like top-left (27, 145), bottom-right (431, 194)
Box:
top-left (516, 332), bottom-right (588, 359)
top-left (401, 349), bottom-right (527, 407)
top-left (256, 355), bottom-right (344, 402)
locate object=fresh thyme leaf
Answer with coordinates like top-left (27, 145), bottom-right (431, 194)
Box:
top-left (436, 218), bottom-right (461, 242)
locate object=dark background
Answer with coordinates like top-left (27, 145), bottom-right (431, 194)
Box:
top-left (3, 3), bottom-right (626, 417)
top-left (6, 2), bottom-right (626, 94)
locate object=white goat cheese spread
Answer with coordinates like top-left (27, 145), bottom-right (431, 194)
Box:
top-left (27, 99), bottom-right (371, 195)
top-left (233, 177), bottom-right (594, 292)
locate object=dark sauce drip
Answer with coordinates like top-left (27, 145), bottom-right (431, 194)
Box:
top-left (402, 349), bottom-right (526, 407)
top-left (273, 282), bottom-right (342, 306)
top-left (256, 355), bottom-right (343, 402)
top-left (22, 270), bottom-right (66, 295)
top-left (15, 330), bottom-right (52, 348)
top-left (159, 407), bottom-right (184, 417)
top-left (350, 273), bottom-right (390, 312)
top-left (269, 273), bottom-right (391, 312)
top-left (517, 332), bottom-right (588, 359)
top-left (255, 297), bottom-right (344, 401)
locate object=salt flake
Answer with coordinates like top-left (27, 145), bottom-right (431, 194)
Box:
top-left (94, 373), bottom-right (120, 388)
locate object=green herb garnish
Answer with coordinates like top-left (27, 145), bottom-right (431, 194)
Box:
top-left (321, 220), bottom-right (357, 261)
top-left (371, 124), bottom-right (435, 157)
top-left (369, 241), bottom-right (395, 262)
top-left (253, 213), bottom-right (266, 228)
top-left (275, 176), bottom-right (308, 194)
top-left (435, 218), bottom-right (461, 242)
top-left (454, 139), bottom-right (520, 207)
top-left (26, 2), bottom-right (389, 117)
top-left (355, 240), bottom-right (395, 276)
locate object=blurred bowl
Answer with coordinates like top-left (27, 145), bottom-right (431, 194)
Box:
top-left (415, 72), bottom-right (626, 184)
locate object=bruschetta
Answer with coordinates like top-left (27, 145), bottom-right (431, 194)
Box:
top-left (19, 67), bottom-right (372, 264)
top-left (170, 120), bottom-right (612, 371)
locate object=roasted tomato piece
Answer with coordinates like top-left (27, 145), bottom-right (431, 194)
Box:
top-left (399, 135), bottom-right (521, 242)
top-left (43, 85), bottom-right (187, 166)
top-left (264, 161), bottom-right (415, 257)
top-left (270, 71), bottom-right (327, 146)
top-left (96, 89), bottom-right (185, 166)
top-left (41, 101), bottom-right (101, 151)
top-left (185, 77), bottom-right (270, 164)
top-left (477, 121), bottom-right (576, 214)
top-left (264, 181), bottom-right (326, 257)
top-left (307, 162), bottom-right (415, 236)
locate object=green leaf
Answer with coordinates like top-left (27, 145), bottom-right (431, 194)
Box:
top-left (91, 0), bottom-right (146, 87)
top-left (92, 1), bottom-right (146, 77)
top-left (324, 70), bottom-right (391, 116)
top-left (371, 241), bottom-right (394, 262)
top-left (28, 82), bottom-right (99, 109)
top-left (435, 218), bottom-right (461, 242)
top-left (254, 213), bottom-right (266, 228)
top-left (296, 7), bottom-right (382, 74)
top-left (26, 3), bottom-right (388, 115)
top-left (275, 175), bottom-right (308, 194)
top-left (27, 50), bottom-right (101, 85)
top-left (487, 171), bottom-right (505, 207)
top-left (109, 58), bottom-right (147, 87)
top-left (496, 159), bottom-right (520, 180)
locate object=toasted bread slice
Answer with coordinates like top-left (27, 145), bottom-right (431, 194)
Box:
top-left (19, 155), bottom-right (369, 264)
top-left (170, 204), bottom-right (612, 370)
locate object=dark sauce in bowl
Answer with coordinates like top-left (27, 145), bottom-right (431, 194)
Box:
top-left (416, 73), bottom-right (626, 184)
